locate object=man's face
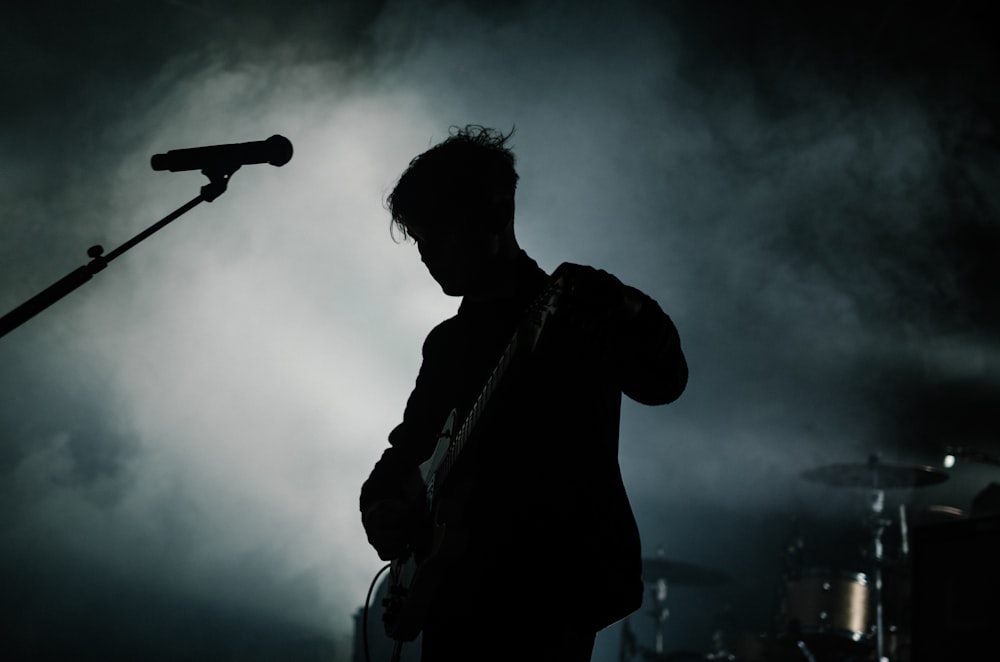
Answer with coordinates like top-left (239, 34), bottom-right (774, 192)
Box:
top-left (408, 218), bottom-right (499, 297)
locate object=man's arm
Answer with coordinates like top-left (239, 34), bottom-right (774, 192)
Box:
top-left (616, 285), bottom-right (687, 405)
top-left (560, 264), bottom-right (687, 405)
top-left (359, 321), bottom-right (459, 559)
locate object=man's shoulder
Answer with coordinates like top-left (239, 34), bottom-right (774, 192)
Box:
top-left (552, 262), bottom-right (631, 297)
top-left (551, 261), bottom-right (618, 282)
top-left (421, 314), bottom-right (463, 355)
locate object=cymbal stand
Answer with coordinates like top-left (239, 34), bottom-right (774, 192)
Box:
top-left (707, 606), bottom-right (737, 661)
top-left (780, 521), bottom-right (817, 662)
top-left (650, 577), bottom-right (670, 655)
top-left (795, 640), bottom-right (817, 662)
top-left (869, 488), bottom-right (891, 662)
top-left (619, 615), bottom-right (637, 662)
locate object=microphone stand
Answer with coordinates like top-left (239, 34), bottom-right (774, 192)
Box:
top-left (0, 166), bottom-right (238, 339)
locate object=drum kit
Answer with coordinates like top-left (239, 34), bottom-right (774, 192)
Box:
top-left (620, 454), bottom-right (981, 662)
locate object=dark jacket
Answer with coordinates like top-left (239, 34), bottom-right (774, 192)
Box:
top-left (360, 251), bottom-right (687, 634)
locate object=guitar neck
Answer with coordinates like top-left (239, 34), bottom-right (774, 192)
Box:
top-left (427, 266), bottom-right (567, 496)
top-left (432, 331), bottom-right (521, 492)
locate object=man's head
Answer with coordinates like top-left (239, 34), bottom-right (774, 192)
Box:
top-left (386, 126), bottom-right (521, 296)
top-left (387, 125), bottom-right (518, 240)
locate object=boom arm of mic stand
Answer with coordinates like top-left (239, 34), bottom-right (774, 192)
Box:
top-left (0, 168), bottom-right (235, 340)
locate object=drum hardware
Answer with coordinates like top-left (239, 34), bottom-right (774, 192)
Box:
top-left (784, 569), bottom-right (872, 641)
top-left (794, 639), bottom-right (817, 662)
top-left (914, 504), bottom-right (966, 523)
top-left (713, 631), bottom-right (772, 662)
top-left (651, 575), bottom-right (669, 657)
top-left (620, 614), bottom-right (638, 662)
top-left (942, 445), bottom-right (1000, 469)
top-left (798, 455), bottom-right (951, 661)
top-left (944, 445), bottom-right (1000, 518)
top-left (642, 551), bottom-right (731, 656)
top-left (641, 556), bottom-right (733, 587)
top-left (870, 487), bottom-right (891, 662)
top-left (800, 456), bottom-right (948, 490)
top-left (618, 550), bottom-right (732, 661)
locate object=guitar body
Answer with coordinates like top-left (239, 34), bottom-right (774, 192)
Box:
top-left (381, 266), bottom-right (570, 644)
top-left (383, 411), bottom-right (469, 642)
top-left (384, 519), bottom-right (469, 641)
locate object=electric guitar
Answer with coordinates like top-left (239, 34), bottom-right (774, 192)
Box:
top-left (382, 264), bottom-right (572, 645)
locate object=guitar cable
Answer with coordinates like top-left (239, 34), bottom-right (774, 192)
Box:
top-left (363, 562), bottom-right (393, 662)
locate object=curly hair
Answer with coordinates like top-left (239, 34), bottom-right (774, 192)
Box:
top-left (386, 125), bottom-right (519, 241)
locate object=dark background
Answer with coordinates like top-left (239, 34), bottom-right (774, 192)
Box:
top-left (2, 1), bottom-right (997, 659)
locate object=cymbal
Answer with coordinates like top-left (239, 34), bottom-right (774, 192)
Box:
top-left (801, 461), bottom-right (948, 489)
top-left (641, 558), bottom-right (731, 586)
top-left (913, 504), bottom-right (966, 525)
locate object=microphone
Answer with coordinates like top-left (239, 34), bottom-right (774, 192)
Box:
top-left (151, 134), bottom-right (293, 172)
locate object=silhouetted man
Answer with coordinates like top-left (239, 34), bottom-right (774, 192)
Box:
top-left (360, 126), bottom-right (687, 661)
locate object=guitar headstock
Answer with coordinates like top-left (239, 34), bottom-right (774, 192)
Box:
top-left (521, 264), bottom-right (572, 351)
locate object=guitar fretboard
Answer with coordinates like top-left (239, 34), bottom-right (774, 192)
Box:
top-left (425, 268), bottom-right (567, 502)
top-left (433, 332), bottom-right (520, 495)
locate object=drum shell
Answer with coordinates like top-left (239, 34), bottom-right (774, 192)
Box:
top-left (782, 568), bottom-right (871, 642)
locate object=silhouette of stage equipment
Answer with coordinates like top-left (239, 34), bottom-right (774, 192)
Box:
top-left (0, 135), bottom-right (292, 339)
top-left (910, 513), bottom-right (1000, 661)
top-left (642, 558), bottom-right (733, 587)
top-left (942, 445), bottom-right (1000, 469)
top-left (800, 460), bottom-right (948, 490)
top-left (783, 455), bottom-right (951, 662)
top-left (618, 551), bottom-right (732, 661)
